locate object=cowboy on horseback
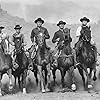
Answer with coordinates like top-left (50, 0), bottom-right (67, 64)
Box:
top-left (52, 21), bottom-right (72, 57)
top-left (30, 18), bottom-right (50, 58)
top-left (0, 26), bottom-right (9, 54)
top-left (11, 25), bottom-right (27, 67)
top-left (74, 17), bottom-right (98, 66)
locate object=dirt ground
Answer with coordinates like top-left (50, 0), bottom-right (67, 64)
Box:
top-left (1, 68), bottom-right (100, 100)
top-left (0, 91), bottom-right (100, 100)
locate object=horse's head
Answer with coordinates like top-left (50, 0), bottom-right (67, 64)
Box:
top-left (81, 27), bottom-right (91, 43)
top-left (63, 28), bottom-right (71, 46)
top-left (36, 32), bottom-right (45, 47)
top-left (60, 29), bottom-right (72, 55)
top-left (14, 38), bottom-right (23, 54)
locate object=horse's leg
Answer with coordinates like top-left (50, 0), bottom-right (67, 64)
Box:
top-left (34, 70), bottom-right (38, 85)
top-left (22, 70), bottom-right (27, 94)
top-left (78, 66), bottom-right (85, 89)
top-left (14, 76), bottom-right (17, 87)
top-left (0, 73), bottom-right (2, 96)
top-left (52, 68), bottom-right (56, 86)
top-left (93, 66), bottom-right (97, 81)
top-left (44, 69), bottom-right (47, 85)
top-left (45, 64), bottom-right (51, 92)
top-left (69, 66), bottom-right (76, 91)
top-left (60, 68), bottom-right (65, 88)
top-left (88, 68), bottom-right (92, 79)
top-left (8, 69), bottom-right (13, 91)
top-left (18, 76), bottom-right (21, 89)
top-left (37, 65), bottom-right (46, 93)
top-left (84, 68), bottom-right (92, 90)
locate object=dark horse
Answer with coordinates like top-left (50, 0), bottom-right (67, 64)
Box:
top-left (0, 40), bottom-right (13, 96)
top-left (51, 29), bottom-right (76, 90)
top-left (76, 27), bottom-right (97, 91)
top-left (12, 36), bottom-right (29, 94)
top-left (31, 32), bottom-right (51, 93)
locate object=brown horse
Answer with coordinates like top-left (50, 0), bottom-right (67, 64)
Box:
top-left (33, 32), bottom-right (51, 93)
top-left (75, 28), bottom-right (97, 92)
top-left (51, 29), bottom-right (76, 90)
top-left (0, 41), bottom-right (13, 96)
top-left (12, 36), bottom-right (29, 94)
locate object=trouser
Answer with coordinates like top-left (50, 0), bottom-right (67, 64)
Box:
top-left (2, 39), bottom-right (9, 53)
top-left (91, 45), bottom-right (97, 62)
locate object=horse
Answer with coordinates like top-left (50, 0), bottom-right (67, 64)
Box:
top-left (0, 40), bottom-right (13, 96)
top-left (75, 27), bottom-right (97, 92)
top-left (30, 32), bottom-right (51, 93)
top-left (12, 36), bottom-right (29, 94)
top-left (26, 45), bottom-right (39, 85)
top-left (51, 29), bottom-right (76, 90)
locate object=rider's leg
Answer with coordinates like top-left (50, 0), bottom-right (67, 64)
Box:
top-left (5, 39), bottom-right (9, 54)
top-left (74, 41), bottom-right (82, 66)
top-left (91, 45), bottom-right (99, 65)
top-left (2, 40), bottom-right (7, 54)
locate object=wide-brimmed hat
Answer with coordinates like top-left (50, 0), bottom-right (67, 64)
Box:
top-left (34, 18), bottom-right (44, 24)
top-left (14, 25), bottom-right (22, 29)
top-left (80, 17), bottom-right (90, 22)
top-left (0, 26), bottom-right (4, 29)
top-left (57, 21), bottom-right (66, 26)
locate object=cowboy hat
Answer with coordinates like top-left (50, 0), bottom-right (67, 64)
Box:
top-left (14, 25), bottom-right (22, 29)
top-left (57, 21), bottom-right (66, 26)
top-left (34, 18), bottom-right (44, 24)
top-left (80, 17), bottom-right (90, 22)
top-left (0, 26), bottom-right (4, 29)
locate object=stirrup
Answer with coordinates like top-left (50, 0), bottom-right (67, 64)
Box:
top-left (75, 62), bottom-right (80, 67)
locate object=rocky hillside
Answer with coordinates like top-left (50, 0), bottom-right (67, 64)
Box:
top-left (0, 5), bottom-right (100, 51)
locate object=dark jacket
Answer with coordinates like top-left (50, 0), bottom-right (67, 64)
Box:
top-left (52, 28), bottom-right (72, 44)
top-left (31, 27), bottom-right (50, 44)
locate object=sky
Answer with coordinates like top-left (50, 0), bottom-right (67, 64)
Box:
top-left (0, 0), bottom-right (100, 23)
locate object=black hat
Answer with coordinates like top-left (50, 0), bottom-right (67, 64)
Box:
top-left (0, 26), bottom-right (4, 29)
top-left (80, 17), bottom-right (90, 22)
top-left (34, 18), bottom-right (44, 24)
top-left (14, 25), bottom-right (22, 29)
top-left (57, 21), bottom-right (66, 26)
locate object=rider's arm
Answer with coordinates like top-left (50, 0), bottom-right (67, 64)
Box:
top-left (52, 32), bottom-right (59, 43)
top-left (2, 33), bottom-right (8, 40)
top-left (44, 28), bottom-right (50, 39)
top-left (21, 34), bottom-right (27, 46)
top-left (75, 26), bottom-right (81, 43)
top-left (90, 31), bottom-right (95, 45)
top-left (30, 29), bottom-right (35, 43)
top-left (9, 35), bottom-right (15, 46)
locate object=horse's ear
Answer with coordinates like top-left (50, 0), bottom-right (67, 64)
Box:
top-left (68, 28), bottom-right (71, 33)
top-left (88, 26), bottom-right (91, 29)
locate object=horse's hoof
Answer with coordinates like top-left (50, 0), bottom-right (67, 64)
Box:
top-left (23, 88), bottom-right (27, 94)
top-left (71, 84), bottom-right (76, 91)
top-left (0, 93), bottom-right (2, 96)
top-left (42, 89), bottom-right (46, 93)
top-left (88, 84), bottom-right (93, 89)
top-left (93, 77), bottom-right (97, 81)
top-left (9, 85), bottom-right (13, 91)
top-left (46, 88), bottom-right (50, 92)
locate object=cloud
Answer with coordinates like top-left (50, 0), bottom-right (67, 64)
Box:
top-left (0, 0), bottom-right (42, 5)
top-left (0, 0), bottom-right (100, 23)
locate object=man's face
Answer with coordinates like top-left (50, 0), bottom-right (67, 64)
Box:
top-left (59, 24), bottom-right (65, 29)
top-left (15, 29), bottom-right (21, 33)
top-left (36, 21), bottom-right (43, 27)
top-left (82, 20), bottom-right (88, 26)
